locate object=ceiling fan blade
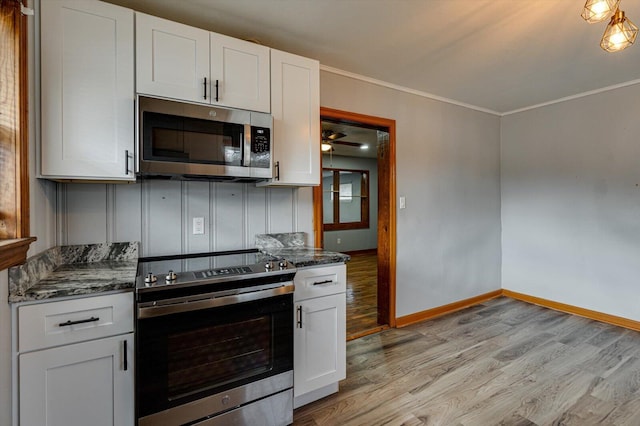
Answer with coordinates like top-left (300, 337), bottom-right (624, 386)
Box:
top-left (322, 130), bottom-right (347, 141)
top-left (330, 140), bottom-right (363, 147)
top-left (328, 131), bottom-right (347, 140)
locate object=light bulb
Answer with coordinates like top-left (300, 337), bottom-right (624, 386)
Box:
top-left (600, 9), bottom-right (639, 52)
top-left (582, 0), bottom-right (620, 23)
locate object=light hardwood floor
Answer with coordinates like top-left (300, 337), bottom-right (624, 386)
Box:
top-left (346, 252), bottom-right (381, 339)
top-left (294, 296), bottom-right (640, 425)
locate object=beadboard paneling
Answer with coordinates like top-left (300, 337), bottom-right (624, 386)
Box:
top-left (57, 184), bottom-right (108, 245)
top-left (59, 181), bottom-right (311, 256)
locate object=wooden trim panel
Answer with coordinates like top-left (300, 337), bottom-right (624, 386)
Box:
top-left (503, 289), bottom-right (640, 332)
top-left (396, 290), bottom-right (503, 328)
top-left (0, 1), bottom-right (34, 270)
top-left (0, 237), bottom-right (36, 271)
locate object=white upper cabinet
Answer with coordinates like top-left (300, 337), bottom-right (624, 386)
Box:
top-left (136, 13), bottom-right (270, 112)
top-left (210, 32), bottom-right (270, 113)
top-left (135, 13), bottom-right (210, 104)
top-left (263, 49), bottom-right (320, 186)
top-left (40, 0), bottom-right (135, 181)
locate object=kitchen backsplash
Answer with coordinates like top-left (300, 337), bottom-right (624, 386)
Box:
top-left (255, 232), bottom-right (307, 248)
top-left (56, 181), bottom-right (314, 256)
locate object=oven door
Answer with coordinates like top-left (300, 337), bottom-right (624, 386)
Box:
top-left (136, 293), bottom-right (293, 423)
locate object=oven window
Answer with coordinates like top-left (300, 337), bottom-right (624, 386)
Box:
top-left (143, 111), bottom-right (244, 166)
top-left (167, 315), bottom-right (272, 400)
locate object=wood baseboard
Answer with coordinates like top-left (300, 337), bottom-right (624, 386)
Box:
top-left (396, 289), bottom-right (502, 328)
top-left (393, 288), bottom-right (640, 332)
top-left (502, 289), bottom-right (640, 332)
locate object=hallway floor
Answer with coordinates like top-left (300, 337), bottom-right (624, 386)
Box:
top-left (346, 251), bottom-right (382, 340)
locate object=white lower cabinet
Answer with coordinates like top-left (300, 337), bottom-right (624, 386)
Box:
top-left (19, 334), bottom-right (134, 426)
top-left (293, 264), bottom-right (346, 408)
top-left (14, 292), bottom-right (134, 426)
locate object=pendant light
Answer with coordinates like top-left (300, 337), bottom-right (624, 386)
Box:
top-left (581, 0), bottom-right (637, 52)
top-left (600, 8), bottom-right (638, 51)
top-left (581, 0), bottom-right (620, 23)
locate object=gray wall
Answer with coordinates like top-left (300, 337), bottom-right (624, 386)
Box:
top-left (501, 83), bottom-right (640, 320)
top-left (322, 155), bottom-right (379, 252)
top-left (321, 71), bottom-right (502, 318)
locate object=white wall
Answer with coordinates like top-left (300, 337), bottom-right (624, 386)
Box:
top-left (321, 71), bottom-right (502, 317)
top-left (57, 182), bottom-right (314, 256)
top-left (322, 155), bottom-right (379, 252)
top-left (501, 84), bottom-right (640, 320)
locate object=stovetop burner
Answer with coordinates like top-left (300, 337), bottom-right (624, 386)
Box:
top-left (135, 249), bottom-right (295, 300)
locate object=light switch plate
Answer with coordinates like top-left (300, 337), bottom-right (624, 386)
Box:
top-left (193, 217), bottom-right (205, 235)
top-left (399, 196), bottom-right (406, 209)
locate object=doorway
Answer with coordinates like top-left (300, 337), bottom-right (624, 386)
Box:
top-left (313, 107), bottom-right (396, 340)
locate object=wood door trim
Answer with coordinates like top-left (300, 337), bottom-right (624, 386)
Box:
top-left (314, 107), bottom-right (397, 328)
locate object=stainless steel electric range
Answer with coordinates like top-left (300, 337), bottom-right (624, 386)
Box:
top-left (134, 249), bottom-right (295, 426)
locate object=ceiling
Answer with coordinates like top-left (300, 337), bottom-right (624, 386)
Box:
top-left (106, 0), bottom-right (640, 115)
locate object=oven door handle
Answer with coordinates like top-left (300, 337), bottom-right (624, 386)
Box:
top-left (137, 284), bottom-right (294, 319)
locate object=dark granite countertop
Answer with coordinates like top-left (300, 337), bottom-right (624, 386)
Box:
top-left (263, 247), bottom-right (350, 268)
top-left (8, 242), bottom-right (138, 303)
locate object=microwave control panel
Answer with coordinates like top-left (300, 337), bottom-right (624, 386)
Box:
top-left (251, 127), bottom-right (271, 153)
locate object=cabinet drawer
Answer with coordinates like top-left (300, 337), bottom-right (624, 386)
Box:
top-left (294, 264), bottom-right (346, 301)
top-left (18, 292), bottom-right (133, 352)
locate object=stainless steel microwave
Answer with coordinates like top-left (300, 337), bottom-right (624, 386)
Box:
top-left (137, 96), bottom-right (272, 181)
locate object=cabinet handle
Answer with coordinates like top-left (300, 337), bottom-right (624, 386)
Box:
top-left (215, 79), bottom-right (219, 102)
top-left (123, 340), bottom-right (128, 371)
top-left (296, 305), bottom-right (302, 328)
top-left (125, 150), bottom-right (132, 175)
top-left (58, 316), bottom-right (99, 327)
top-left (203, 77), bottom-right (207, 100)
top-left (275, 161), bottom-right (280, 181)
top-left (313, 279), bottom-right (333, 286)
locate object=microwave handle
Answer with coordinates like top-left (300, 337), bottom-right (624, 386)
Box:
top-left (242, 124), bottom-right (251, 167)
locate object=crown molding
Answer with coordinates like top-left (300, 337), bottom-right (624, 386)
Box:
top-left (319, 65), bottom-right (502, 116)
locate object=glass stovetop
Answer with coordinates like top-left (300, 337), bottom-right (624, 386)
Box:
top-left (135, 249), bottom-right (293, 293)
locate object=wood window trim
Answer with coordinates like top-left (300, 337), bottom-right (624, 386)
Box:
top-left (322, 167), bottom-right (370, 231)
top-left (0, 0), bottom-right (35, 270)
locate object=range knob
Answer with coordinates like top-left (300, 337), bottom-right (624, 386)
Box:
top-left (144, 272), bottom-right (157, 284)
top-left (265, 261), bottom-right (274, 270)
top-left (279, 260), bottom-right (288, 269)
top-left (165, 270), bottom-right (177, 282)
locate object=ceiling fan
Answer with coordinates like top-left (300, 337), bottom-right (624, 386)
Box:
top-left (321, 129), bottom-right (367, 152)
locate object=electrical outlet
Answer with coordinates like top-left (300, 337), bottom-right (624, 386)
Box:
top-left (193, 217), bottom-right (205, 235)
top-left (337, 238), bottom-right (341, 244)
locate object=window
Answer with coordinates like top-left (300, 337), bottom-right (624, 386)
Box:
top-left (322, 168), bottom-right (369, 231)
top-left (0, 0), bottom-right (34, 270)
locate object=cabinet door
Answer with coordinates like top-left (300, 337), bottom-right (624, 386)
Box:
top-left (210, 32), bottom-right (270, 113)
top-left (267, 49), bottom-right (320, 186)
top-left (136, 13), bottom-right (210, 103)
top-left (40, 0), bottom-right (134, 180)
top-left (294, 293), bottom-right (346, 397)
top-left (19, 334), bottom-right (134, 426)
